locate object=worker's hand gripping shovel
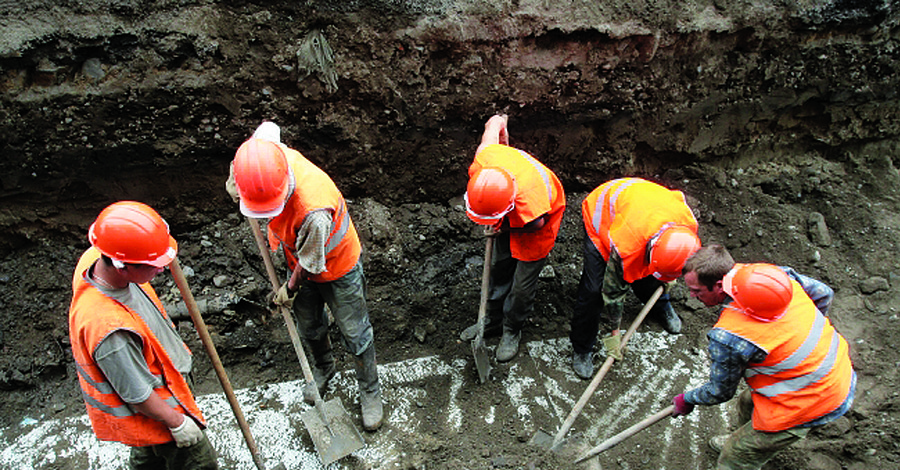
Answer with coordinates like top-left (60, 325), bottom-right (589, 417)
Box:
top-left (247, 217), bottom-right (364, 466)
top-left (575, 405), bottom-right (675, 464)
top-left (530, 285), bottom-right (665, 452)
top-left (170, 258), bottom-right (285, 470)
top-left (472, 233), bottom-right (494, 384)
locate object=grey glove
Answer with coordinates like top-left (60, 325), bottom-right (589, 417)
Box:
top-left (225, 163), bottom-right (240, 203)
top-left (169, 415), bottom-right (203, 448)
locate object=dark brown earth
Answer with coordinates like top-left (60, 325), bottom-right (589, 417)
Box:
top-left (2, 1), bottom-right (900, 469)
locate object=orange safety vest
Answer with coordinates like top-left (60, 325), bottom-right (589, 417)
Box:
top-left (469, 144), bottom-right (565, 261)
top-left (715, 264), bottom-right (854, 431)
top-left (68, 248), bottom-right (205, 447)
top-left (267, 145), bottom-right (361, 282)
top-left (582, 178), bottom-right (698, 283)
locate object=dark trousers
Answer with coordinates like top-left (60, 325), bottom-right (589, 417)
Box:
top-left (485, 232), bottom-right (547, 334)
top-left (570, 229), bottom-right (670, 354)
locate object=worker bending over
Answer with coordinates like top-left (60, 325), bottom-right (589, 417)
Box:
top-left (460, 114), bottom-right (566, 363)
top-left (673, 244), bottom-right (855, 470)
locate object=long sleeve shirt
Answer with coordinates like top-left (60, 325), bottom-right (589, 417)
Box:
top-left (684, 266), bottom-right (855, 428)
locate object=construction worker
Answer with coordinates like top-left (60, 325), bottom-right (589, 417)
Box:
top-left (459, 114), bottom-right (566, 362)
top-left (68, 201), bottom-right (218, 469)
top-left (570, 177), bottom-right (700, 379)
top-left (227, 122), bottom-right (383, 431)
top-left (672, 244), bottom-right (856, 470)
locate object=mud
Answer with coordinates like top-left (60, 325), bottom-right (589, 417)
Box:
top-left (2, 1), bottom-right (900, 469)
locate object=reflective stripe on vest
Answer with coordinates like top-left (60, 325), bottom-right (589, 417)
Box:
top-left (74, 361), bottom-right (173, 417)
top-left (753, 327), bottom-right (841, 397)
top-left (517, 149), bottom-right (554, 206)
top-left (324, 200), bottom-right (350, 254)
top-left (591, 178), bottom-right (641, 236)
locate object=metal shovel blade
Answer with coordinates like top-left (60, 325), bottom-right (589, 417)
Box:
top-left (300, 398), bottom-right (365, 466)
top-left (472, 335), bottom-right (491, 383)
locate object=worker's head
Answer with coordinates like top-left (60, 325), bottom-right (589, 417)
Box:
top-left (233, 138), bottom-right (292, 218)
top-left (649, 226), bottom-right (701, 282)
top-left (88, 201), bottom-right (178, 272)
top-left (724, 263), bottom-right (793, 322)
top-left (465, 167), bottom-right (516, 225)
top-left (683, 243), bottom-right (734, 307)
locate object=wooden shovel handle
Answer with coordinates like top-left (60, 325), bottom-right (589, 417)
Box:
top-left (170, 258), bottom-right (267, 470)
top-left (246, 218), bottom-right (318, 388)
top-left (575, 405), bottom-right (675, 462)
top-left (552, 285), bottom-right (665, 446)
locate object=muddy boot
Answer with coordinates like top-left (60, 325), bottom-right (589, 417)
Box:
top-left (354, 345), bottom-right (384, 431)
top-left (572, 351), bottom-right (594, 380)
top-left (495, 329), bottom-right (521, 363)
top-left (661, 303), bottom-right (682, 334)
top-left (303, 336), bottom-right (336, 405)
top-left (459, 320), bottom-right (502, 341)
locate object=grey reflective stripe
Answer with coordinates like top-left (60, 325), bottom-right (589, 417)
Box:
top-left (324, 199), bottom-right (350, 254)
top-left (77, 367), bottom-right (175, 417)
top-left (75, 361), bottom-right (115, 394)
top-left (80, 388), bottom-right (136, 417)
top-left (746, 312), bottom-right (826, 377)
top-left (753, 331), bottom-right (840, 397)
top-left (517, 149), bottom-right (554, 206)
top-left (591, 178), bottom-right (640, 234)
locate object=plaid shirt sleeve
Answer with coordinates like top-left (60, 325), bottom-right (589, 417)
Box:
top-left (780, 265), bottom-right (834, 315)
top-left (684, 317), bottom-right (767, 406)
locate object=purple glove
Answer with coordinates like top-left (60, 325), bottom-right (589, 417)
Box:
top-left (672, 393), bottom-right (695, 417)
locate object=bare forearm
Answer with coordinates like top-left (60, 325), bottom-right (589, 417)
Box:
top-left (132, 393), bottom-right (184, 428)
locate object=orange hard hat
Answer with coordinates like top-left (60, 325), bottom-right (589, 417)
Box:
top-left (233, 138), bottom-right (291, 218)
top-left (723, 263), bottom-right (793, 322)
top-left (465, 167), bottom-right (516, 225)
top-left (650, 225), bottom-right (701, 282)
top-left (88, 201), bottom-right (178, 267)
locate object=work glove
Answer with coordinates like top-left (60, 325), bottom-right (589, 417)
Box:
top-left (671, 393), bottom-right (695, 417)
top-left (601, 332), bottom-right (624, 360)
top-left (169, 415), bottom-right (203, 448)
top-left (273, 282), bottom-right (297, 309)
top-left (225, 163), bottom-right (240, 203)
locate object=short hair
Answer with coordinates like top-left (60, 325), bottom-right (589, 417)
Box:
top-left (683, 243), bottom-right (735, 289)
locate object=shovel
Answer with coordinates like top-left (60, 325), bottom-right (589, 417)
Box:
top-left (246, 217), bottom-right (365, 466)
top-left (472, 234), bottom-right (494, 384)
top-left (575, 405), bottom-right (675, 463)
top-left (531, 285), bottom-right (665, 451)
top-left (170, 258), bottom-right (284, 470)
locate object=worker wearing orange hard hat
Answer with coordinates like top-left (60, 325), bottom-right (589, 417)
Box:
top-left (673, 244), bottom-right (855, 470)
top-left (460, 114), bottom-right (566, 363)
top-left (571, 177), bottom-right (700, 379)
top-left (68, 201), bottom-right (219, 469)
top-left (226, 122), bottom-right (383, 431)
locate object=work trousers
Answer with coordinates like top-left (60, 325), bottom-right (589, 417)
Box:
top-left (294, 261), bottom-right (374, 356)
top-left (569, 228), bottom-right (671, 354)
top-left (128, 430), bottom-right (218, 470)
top-left (485, 232), bottom-right (547, 334)
top-left (717, 389), bottom-right (810, 470)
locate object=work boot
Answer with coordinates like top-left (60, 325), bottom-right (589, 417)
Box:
top-left (661, 303), bottom-right (682, 334)
top-left (354, 345), bottom-right (384, 431)
top-left (572, 351), bottom-right (594, 380)
top-left (495, 330), bottom-right (521, 363)
top-left (303, 336), bottom-right (337, 405)
top-left (459, 320), bottom-right (502, 342)
top-left (709, 434), bottom-right (729, 453)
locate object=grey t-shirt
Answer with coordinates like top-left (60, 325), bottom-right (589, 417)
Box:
top-left (88, 267), bottom-right (191, 404)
